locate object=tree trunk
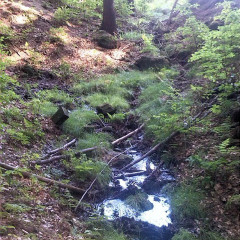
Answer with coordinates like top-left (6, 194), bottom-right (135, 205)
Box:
top-left (101, 0), bottom-right (117, 35)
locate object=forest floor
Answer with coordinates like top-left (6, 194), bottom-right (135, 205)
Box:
top-left (0, 0), bottom-right (239, 240)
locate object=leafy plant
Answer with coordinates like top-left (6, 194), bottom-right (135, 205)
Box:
top-left (190, 3), bottom-right (240, 83)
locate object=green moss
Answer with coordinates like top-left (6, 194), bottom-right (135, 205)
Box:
top-left (62, 109), bottom-right (99, 137)
top-left (85, 218), bottom-right (126, 240)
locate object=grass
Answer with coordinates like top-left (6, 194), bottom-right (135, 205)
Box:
top-left (36, 89), bottom-right (74, 105)
top-left (62, 108), bottom-right (99, 137)
top-left (86, 93), bottom-right (130, 111)
top-left (76, 132), bottom-right (112, 151)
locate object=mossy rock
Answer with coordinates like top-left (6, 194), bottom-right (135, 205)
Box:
top-left (95, 30), bottom-right (117, 49)
top-left (125, 191), bottom-right (153, 212)
top-left (96, 103), bottom-right (116, 116)
top-left (135, 55), bottom-right (169, 70)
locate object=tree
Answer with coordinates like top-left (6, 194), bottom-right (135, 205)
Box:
top-left (101, 0), bottom-right (117, 35)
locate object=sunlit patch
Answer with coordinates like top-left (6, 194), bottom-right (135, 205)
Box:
top-left (111, 49), bottom-right (126, 60)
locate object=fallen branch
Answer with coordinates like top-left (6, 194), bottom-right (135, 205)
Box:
top-left (75, 146), bottom-right (98, 158)
top-left (121, 131), bottom-right (179, 171)
top-left (112, 124), bottom-right (144, 145)
top-left (0, 162), bottom-right (85, 194)
top-left (32, 155), bottom-right (70, 165)
top-left (45, 138), bottom-right (77, 157)
top-left (115, 170), bottom-right (146, 179)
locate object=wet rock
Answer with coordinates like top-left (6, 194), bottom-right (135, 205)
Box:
top-left (142, 172), bottom-right (175, 193)
top-left (135, 55), bottom-right (169, 70)
top-left (208, 20), bottom-right (224, 30)
top-left (21, 64), bottom-right (39, 77)
top-left (114, 217), bottom-right (174, 240)
top-left (111, 154), bottom-right (133, 168)
top-left (117, 185), bottom-right (139, 200)
top-left (94, 30), bottom-right (117, 49)
top-left (96, 103), bottom-right (116, 116)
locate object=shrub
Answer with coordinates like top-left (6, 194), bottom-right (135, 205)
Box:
top-left (62, 109), bottom-right (99, 137)
top-left (169, 184), bottom-right (205, 222)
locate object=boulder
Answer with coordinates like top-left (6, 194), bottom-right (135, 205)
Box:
top-left (51, 106), bottom-right (69, 126)
top-left (135, 55), bottom-right (169, 70)
top-left (94, 30), bottom-right (117, 49)
top-left (142, 172), bottom-right (175, 193)
top-left (96, 103), bottom-right (116, 116)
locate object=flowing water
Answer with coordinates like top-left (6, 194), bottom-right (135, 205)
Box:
top-left (97, 150), bottom-right (175, 239)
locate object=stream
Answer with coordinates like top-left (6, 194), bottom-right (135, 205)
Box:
top-left (97, 150), bottom-right (175, 240)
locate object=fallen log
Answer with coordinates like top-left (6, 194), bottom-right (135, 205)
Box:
top-left (115, 170), bottom-right (147, 179)
top-left (0, 162), bottom-right (85, 194)
top-left (121, 131), bottom-right (179, 171)
top-left (32, 155), bottom-right (70, 165)
top-left (112, 124), bottom-right (144, 145)
top-left (75, 146), bottom-right (98, 158)
top-left (45, 138), bottom-right (77, 157)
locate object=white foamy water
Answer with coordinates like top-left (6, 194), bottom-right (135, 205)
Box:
top-left (100, 153), bottom-right (172, 228)
top-left (101, 195), bottom-right (171, 227)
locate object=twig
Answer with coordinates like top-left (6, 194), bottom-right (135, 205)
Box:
top-left (0, 162), bottom-right (85, 194)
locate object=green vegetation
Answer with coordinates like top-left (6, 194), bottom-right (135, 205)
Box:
top-left (62, 108), bottom-right (99, 137)
top-left (125, 191), bottom-right (153, 212)
top-left (172, 229), bottom-right (197, 240)
top-left (76, 132), bottom-right (112, 151)
top-left (72, 157), bottom-right (111, 187)
top-left (168, 184), bottom-right (205, 222)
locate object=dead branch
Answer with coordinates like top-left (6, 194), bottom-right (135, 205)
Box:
top-left (121, 131), bottom-right (179, 171)
top-left (75, 146), bottom-right (98, 158)
top-left (32, 155), bottom-right (70, 165)
top-left (0, 162), bottom-right (85, 194)
top-left (115, 170), bottom-right (146, 179)
top-left (45, 138), bottom-right (77, 157)
top-left (112, 124), bottom-right (144, 145)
